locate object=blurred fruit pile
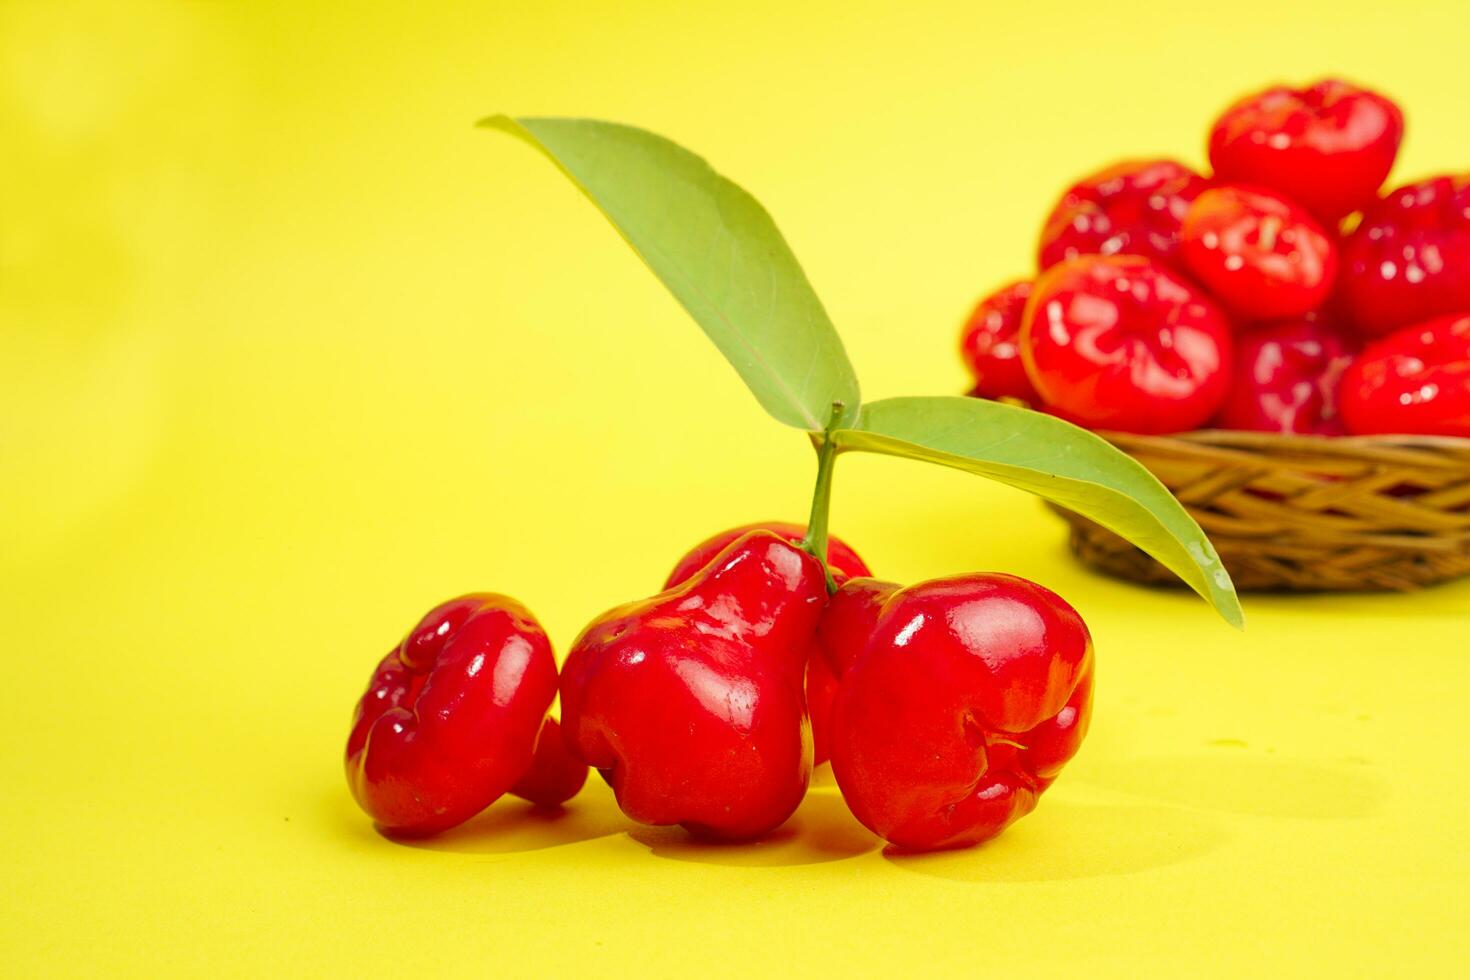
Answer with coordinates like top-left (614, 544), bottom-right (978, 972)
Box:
top-left (960, 79), bottom-right (1470, 439)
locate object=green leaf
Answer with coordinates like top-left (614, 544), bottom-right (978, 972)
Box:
top-left (831, 396), bottom-right (1243, 628)
top-left (480, 115), bottom-right (860, 431)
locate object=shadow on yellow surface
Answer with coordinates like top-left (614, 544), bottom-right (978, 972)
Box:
top-left (325, 749), bottom-right (1380, 868)
top-left (885, 801), bottom-right (1229, 883)
top-left (384, 784), bottom-right (627, 855)
top-left (1246, 583), bottom-right (1470, 620)
top-left (627, 789), bottom-right (877, 867)
top-left (349, 774), bottom-right (881, 866)
top-left (1083, 753), bottom-right (1383, 820)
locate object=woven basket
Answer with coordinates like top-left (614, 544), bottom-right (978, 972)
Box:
top-left (1051, 430), bottom-right (1470, 592)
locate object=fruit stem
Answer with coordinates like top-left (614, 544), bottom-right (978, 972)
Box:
top-left (801, 401), bottom-right (846, 595)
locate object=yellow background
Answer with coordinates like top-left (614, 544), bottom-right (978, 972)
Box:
top-left (4, 0), bottom-right (1469, 975)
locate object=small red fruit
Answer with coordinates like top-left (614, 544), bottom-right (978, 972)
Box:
top-left (664, 521), bottom-right (869, 592)
top-left (1217, 317), bottom-right (1355, 434)
top-left (664, 521), bottom-right (872, 767)
top-left (1038, 159), bottom-right (1207, 270)
top-left (1208, 78), bottom-right (1404, 223)
top-left (1340, 313), bottom-right (1470, 438)
top-left (562, 530), bottom-right (825, 839)
top-left (1021, 255), bottom-right (1233, 433)
top-left (345, 594), bottom-right (560, 836)
top-left (827, 573), bottom-right (1094, 851)
top-left (509, 718), bottom-right (589, 807)
top-left (1181, 185), bottom-right (1337, 320)
top-left (1339, 174), bottom-right (1470, 338)
top-left (959, 279), bottom-right (1037, 403)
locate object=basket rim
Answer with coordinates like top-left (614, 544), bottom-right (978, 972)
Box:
top-left (1098, 428), bottom-right (1470, 458)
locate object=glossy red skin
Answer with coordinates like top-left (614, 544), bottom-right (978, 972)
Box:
top-left (510, 718), bottom-right (588, 807)
top-left (804, 653), bottom-right (842, 768)
top-left (663, 521), bottom-right (872, 767)
top-left (1021, 255), bottom-right (1233, 433)
top-left (959, 280), bottom-right (1038, 403)
top-left (346, 594), bottom-right (559, 836)
top-left (1340, 175), bottom-right (1470, 338)
top-left (1217, 317), bottom-right (1355, 434)
top-left (1208, 79), bottom-right (1404, 223)
top-left (563, 530), bottom-right (826, 839)
top-left (1340, 314), bottom-right (1470, 438)
top-left (828, 574), bottom-right (1094, 852)
top-left (1038, 159), bottom-right (1206, 271)
top-left (663, 522), bottom-right (869, 591)
top-left (1181, 185), bottom-right (1337, 320)
top-left (815, 577), bottom-right (898, 676)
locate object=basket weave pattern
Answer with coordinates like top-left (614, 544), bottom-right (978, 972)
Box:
top-left (1053, 431), bottom-right (1470, 592)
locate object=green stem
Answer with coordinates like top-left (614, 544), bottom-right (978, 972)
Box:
top-left (801, 401), bottom-right (846, 594)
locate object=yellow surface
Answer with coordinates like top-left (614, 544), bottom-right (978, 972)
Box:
top-left (5, 1), bottom-right (1469, 975)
